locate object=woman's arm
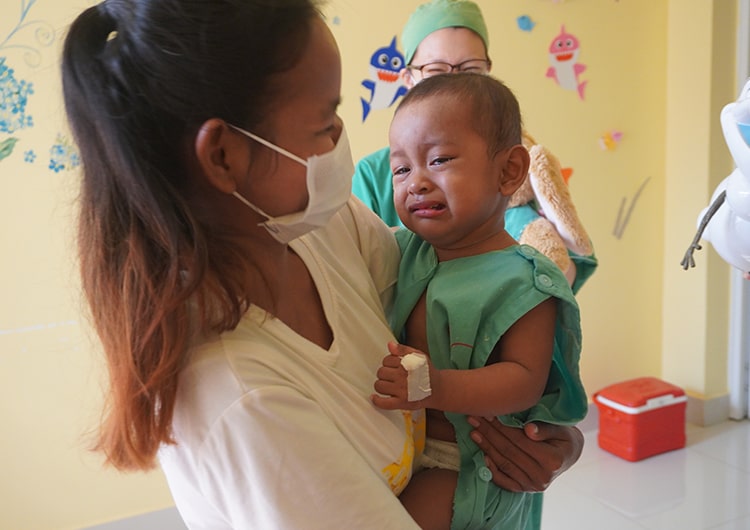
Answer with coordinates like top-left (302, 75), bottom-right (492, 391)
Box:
top-left (468, 417), bottom-right (584, 492)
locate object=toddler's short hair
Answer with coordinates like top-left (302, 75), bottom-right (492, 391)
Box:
top-left (397, 73), bottom-right (522, 155)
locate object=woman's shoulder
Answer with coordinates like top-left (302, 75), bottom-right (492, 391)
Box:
top-left (175, 333), bottom-right (250, 425)
top-left (321, 195), bottom-right (400, 270)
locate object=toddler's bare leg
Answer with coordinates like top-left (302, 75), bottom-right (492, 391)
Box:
top-left (399, 468), bottom-right (457, 530)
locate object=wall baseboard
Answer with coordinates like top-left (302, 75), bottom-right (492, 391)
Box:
top-left (686, 392), bottom-right (730, 426)
top-left (82, 507), bottom-right (186, 530)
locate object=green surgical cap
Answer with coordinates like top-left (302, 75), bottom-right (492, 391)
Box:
top-left (402, 0), bottom-right (489, 65)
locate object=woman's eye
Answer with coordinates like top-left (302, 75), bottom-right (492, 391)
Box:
top-left (317, 124), bottom-right (336, 135)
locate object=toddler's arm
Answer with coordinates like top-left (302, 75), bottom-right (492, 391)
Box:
top-left (373, 298), bottom-right (557, 416)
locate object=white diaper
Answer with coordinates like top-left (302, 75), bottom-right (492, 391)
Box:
top-left (417, 437), bottom-right (460, 472)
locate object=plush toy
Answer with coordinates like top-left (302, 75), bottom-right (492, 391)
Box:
top-left (506, 131), bottom-right (595, 289)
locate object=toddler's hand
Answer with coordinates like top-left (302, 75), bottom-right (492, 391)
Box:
top-left (371, 342), bottom-right (432, 410)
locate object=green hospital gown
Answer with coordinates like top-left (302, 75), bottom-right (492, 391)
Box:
top-left (390, 230), bottom-right (588, 530)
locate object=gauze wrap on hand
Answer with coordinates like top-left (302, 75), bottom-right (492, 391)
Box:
top-left (400, 352), bottom-right (432, 401)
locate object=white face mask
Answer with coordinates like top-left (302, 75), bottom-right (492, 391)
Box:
top-left (229, 124), bottom-right (354, 244)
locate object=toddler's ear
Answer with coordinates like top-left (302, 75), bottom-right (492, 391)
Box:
top-left (498, 144), bottom-right (530, 197)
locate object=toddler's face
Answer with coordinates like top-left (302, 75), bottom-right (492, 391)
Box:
top-left (389, 94), bottom-right (508, 253)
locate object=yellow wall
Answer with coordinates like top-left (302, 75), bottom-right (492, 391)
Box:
top-left (662, 1), bottom-right (736, 403)
top-left (0, 0), bottom-right (735, 528)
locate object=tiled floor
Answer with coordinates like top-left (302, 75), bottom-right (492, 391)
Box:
top-left (542, 419), bottom-right (750, 530)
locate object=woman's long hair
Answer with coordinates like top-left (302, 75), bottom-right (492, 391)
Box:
top-left (62, 0), bottom-right (319, 470)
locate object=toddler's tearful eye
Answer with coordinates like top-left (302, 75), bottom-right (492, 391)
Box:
top-left (431, 156), bottom-right (454, 167)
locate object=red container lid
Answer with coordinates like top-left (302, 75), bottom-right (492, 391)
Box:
top-left (594, 377), bottom-right (686, 414)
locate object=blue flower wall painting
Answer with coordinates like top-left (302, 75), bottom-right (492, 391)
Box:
top-left (1, 0), bottom-right (80, 170)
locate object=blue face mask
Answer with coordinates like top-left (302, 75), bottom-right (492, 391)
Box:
top-left (229, 124), bottom-right (354, 244)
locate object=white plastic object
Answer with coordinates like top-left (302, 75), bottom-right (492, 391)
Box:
top-left (697, 79), bottom-right (750, 275)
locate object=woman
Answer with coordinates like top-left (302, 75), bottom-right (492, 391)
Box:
top-left (61, 1), bottom-right (583, 528)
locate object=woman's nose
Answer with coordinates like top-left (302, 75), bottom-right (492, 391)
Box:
top-left (331, 115), bottom-right (343, 144)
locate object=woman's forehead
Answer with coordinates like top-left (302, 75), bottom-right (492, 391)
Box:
top-left (412, 27), bottom-right (487, 63)
top-left (272, 18), bottom-right (341, 114)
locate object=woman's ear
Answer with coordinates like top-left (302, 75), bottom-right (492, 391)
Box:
top-left (399, 67), bottom-right (417, 90)
top-left (497, 144), bottom-right (531, 197)
top-left (194, 118), bottom-right (246, 194)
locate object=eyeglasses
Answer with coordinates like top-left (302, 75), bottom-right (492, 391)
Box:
top-left (407, 58), bottom-right (491, 78)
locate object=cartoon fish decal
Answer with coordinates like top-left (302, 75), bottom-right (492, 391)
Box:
top-left (599, 130), bottom-right (623, 151)
top-left (360, 37), bottom-right (408, 122)
top-left (561, 167), bottom-right (573, 184)
top-left (517, 15), bottom-right (535, 32)
top-left (546, 26), bottom-right (587, 100)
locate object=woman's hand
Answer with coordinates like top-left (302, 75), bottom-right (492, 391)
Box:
top-left (467, 417), bottom-right (584, 492)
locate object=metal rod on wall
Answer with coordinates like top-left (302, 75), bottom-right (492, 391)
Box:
top-left (727, 0), bottom-right (750, 420)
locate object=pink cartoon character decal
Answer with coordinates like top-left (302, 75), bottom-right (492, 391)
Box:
top-left (546, 26), bottom-right (587, 100)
